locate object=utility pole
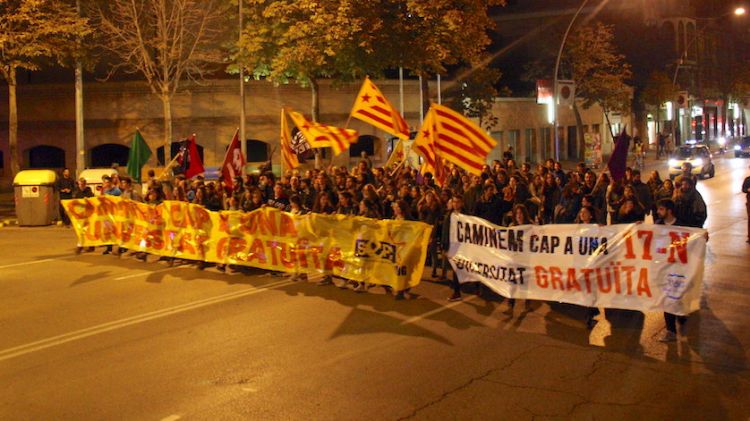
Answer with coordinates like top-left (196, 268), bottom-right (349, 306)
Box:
top-left (239, 0), bottom-right (247, 174)
top-left (75, 0), bottom-right (85, 175)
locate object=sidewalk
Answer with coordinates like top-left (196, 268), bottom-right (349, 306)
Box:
top-left (0, 192), bottom-right (15, 221)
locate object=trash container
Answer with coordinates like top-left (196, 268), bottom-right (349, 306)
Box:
top-left (13, 169), bottom-right (59, 226)
top-left (79, 168), bottom-right (118, 196)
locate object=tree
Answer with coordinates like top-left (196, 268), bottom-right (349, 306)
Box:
top-left (373, 0), bottom-right (505, 116)
top-left (445, 64), bottom-right (503, 130)
top-left (0, 0), bottom-right (90, 175)
top-left (563, 22), bottom-right (632, 141)
top-left (92, 0), bottom-right (232, 152)
top-left (238, 0), bottom-right (505, 120)
top-left (641, 70), bottom-right (674, 133)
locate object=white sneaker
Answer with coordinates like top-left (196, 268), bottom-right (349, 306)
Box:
top-left (659, 331), bottom-right (677, 343)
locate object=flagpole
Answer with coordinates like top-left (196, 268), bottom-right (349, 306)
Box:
top-left (399, 68), bottom-right (405, 117)
top-left (419, 76), bottom-right (424, 125)
top-left (437, 75), bottom-right (442, 105)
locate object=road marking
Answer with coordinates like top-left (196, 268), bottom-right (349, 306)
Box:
top-left (160, 415), bottom-right (181, 421)
top-left (0, 257), bottom-right (71, 270)
top-left (400, 295), bottom-right (477, 325)
top-left (0, 279), bottom-right (295, 362)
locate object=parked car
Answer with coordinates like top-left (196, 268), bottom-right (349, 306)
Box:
top-left (668, 144), bottom-right (715, 179)
top-left (734, 136), bottom-right (750, 158)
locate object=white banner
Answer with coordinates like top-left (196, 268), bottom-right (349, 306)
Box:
top-left (448, 214), bottom-right (706, 316)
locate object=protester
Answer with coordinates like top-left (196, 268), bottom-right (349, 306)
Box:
top-left (57, 168), bottom-right (75, 226)
top-left (655, 199), bottom-right (689, 342)
top-left (65, 153), bottom-right (712, 341)
top-left (744, 167), bottom-right (750, 244)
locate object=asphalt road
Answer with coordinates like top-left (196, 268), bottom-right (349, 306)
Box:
top-left (1, 156), bottom-right (750, 421)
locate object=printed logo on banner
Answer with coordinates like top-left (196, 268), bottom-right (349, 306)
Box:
top-left (663, 273), bottom-right (689, 300)
top-left (354, 235), bottom-right (409, 276)
top-left (354, 239), bottom-right (397, 263)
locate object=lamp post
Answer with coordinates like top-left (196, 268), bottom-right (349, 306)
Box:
top-left (670, 7), bottom-right (745, 145)
top-left (239, 0), bottom-right (247, 174)
top-left (75, 0), bottom-right (84, 176)
top-left (552, 0), bottom-right (590, 162)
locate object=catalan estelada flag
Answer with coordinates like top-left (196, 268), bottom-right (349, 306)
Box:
top-left (286, 109), bottom-right (358, 156)
top-left (384, 138), bottom-right (405, 168)
top-left (350, 77), bottom-right (410, 140)
top-left (280, 109), bottom-right (299, 171)
top-left (413, 107), bottom-right (439, 170)
top-left (413, 109), bottom-right (447, 186)
top-left (422, 104), bottom-right (496, 175)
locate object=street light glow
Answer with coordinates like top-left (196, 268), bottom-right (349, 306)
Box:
top-left (735, 6), bottom-right (746, 16)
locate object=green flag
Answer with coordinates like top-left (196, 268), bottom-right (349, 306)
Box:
top-left (126, 130), bottom-right (152, 183)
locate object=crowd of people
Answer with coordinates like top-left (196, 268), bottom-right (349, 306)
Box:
top-left (57, 151), bottom-right (709, 342)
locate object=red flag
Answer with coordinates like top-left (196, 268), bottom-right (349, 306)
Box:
top-left (221, 129), bottom-right (245, 190)
top-left (185, 134), bottom-right (205, 179)
top-left (607, 127), bottom-right (630, 182)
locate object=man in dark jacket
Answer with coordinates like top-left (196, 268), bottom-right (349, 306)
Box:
top-left (57, 168), bottom-right (75, 226)
top-left (630, 170), bottom-right (654, 217)
top-left (674, 178), bottom-right (707, 228)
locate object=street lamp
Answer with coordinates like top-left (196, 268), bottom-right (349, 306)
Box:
top-left (735, 6), bottom-right (746, 16)
top-left (552, 0), bottom-right (590, 162)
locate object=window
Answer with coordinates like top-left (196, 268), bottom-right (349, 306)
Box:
top-left (539, 127), bottom-right (552, 161)
top-left (90, 143), bottom-right (130, 168)
top-left (524, 128), bottom-right (535, 163)
top-left (27, 145), bottom-right (65, 169)
top-left (508, 130), bottom-right (520, 150)
top-left (489, 131), bottom-right (504, 162)
top-left (350, 135), bottom-right (376, 158)
top-left (245, 139), bottom-right (269, 162)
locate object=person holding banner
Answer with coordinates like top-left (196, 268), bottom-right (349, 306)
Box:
top-left (444, 196), bottom-right (465, 302)
top-left (655, 199), bottom-right (691, 342)
top-left (578, 205), bottom-right (602, 329)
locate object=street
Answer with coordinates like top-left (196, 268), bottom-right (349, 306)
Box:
top-left (1, 156), bottom-right (749, 421)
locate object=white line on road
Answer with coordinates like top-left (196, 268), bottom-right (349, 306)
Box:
top-left (400, 295), bottom-right (477, 325)
top-left (0, 278), bottom-right (295, 362)
top-left (0, 257), bottom-right (72, 270)
top-left (160, 415), bottom-right (181, 421)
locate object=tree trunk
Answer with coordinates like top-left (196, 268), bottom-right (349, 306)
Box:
top-left (573, 101), bottom-right (585, 161)
top-left (310, 78), bottom-right (320, 169)
top-left (310, 78), bottom-right (320, 122)
top-left (8, 67), bottom-right (19, 176)
top-left (420, 74), bottom-right (430, 119)
top-left (161, 93), bottom-right (172, 164)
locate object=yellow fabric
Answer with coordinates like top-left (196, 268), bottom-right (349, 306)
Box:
top-left (384, 139), bottom-right (405, 168)
top-left (63, 197), bottom-right (432, 291)
top-left (350, 77), bottom-right (410, 140)
top-left (280, 109), bottom-right (300, 170)
top-left (286, 108), bottom-right (358, 156)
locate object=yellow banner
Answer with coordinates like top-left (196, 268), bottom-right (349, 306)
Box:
top-left (63, 197), bottom-right (433, 291)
